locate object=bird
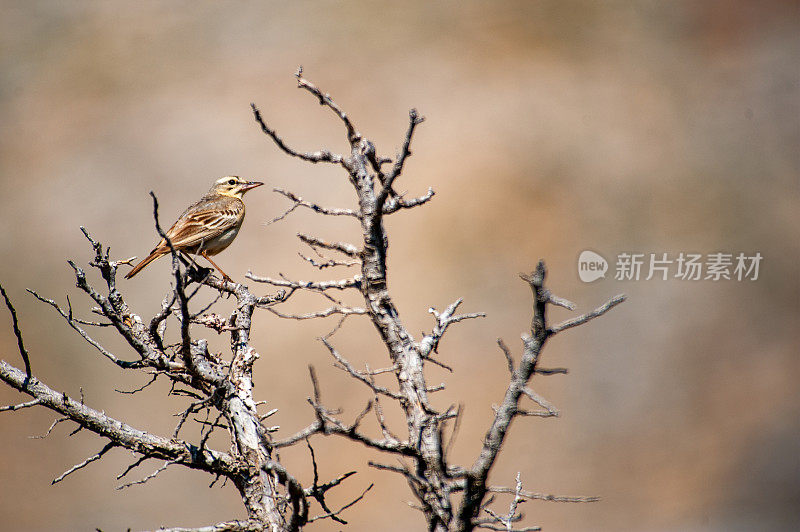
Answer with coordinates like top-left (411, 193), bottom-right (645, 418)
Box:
top-left (125, 176), bottom-right (264, 281)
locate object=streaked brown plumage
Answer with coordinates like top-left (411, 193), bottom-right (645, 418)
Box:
top-left (125, 176), bottom-right (263, 281)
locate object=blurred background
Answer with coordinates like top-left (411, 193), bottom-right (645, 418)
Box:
top-left (1, 1), bottom-right (798, 531)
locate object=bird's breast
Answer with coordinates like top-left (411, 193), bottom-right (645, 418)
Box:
top-left (203, 225), bottom-right (241, 255)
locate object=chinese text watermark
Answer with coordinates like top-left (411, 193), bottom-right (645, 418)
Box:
top-left (578, 251), bottom-right (762, 282)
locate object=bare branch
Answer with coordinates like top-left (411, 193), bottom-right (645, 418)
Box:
top-left (271, 188), bottom-right (359, 218)
top-left (383, 187), bottom-right (436, 214)
top-left (300, 438), bottom-right (368, 525)
top-left (0, 361), bottom-right (236, 477)
top-left (378, 108), bottom-right (425, 206)
top-left (150, 290), bottom-right (176, 350)
top-left (153, 519), bottom-right (259, 532)
top-left (497, 339), bottom-right (515, 374)
top-left (191, 267), bottom-right (287, 305)
top-left (52, 442), bottom-right (115, 485)
top-left (30, 417), bottom-right (69, 439)
top-left (307, 482), bottom-right (374, 524)
top-left (347, 400), bottom-right (371, 427)
top-left (0, 282), bottom-right (32, 385)
top-left (116, 459), bottom-right (176, 490)
top-left (298, 250), bottom-right (359, 270)
top-left (0, 399), bottom-right (41, 412)
top-left (474, 524), bottom-right (541, 532)
top-left (268, 305), bottom-right (366, 321)
top-left (295, 66), bottom-right (360, 144)
top-left (512, 408), bottom-right (557, 418)
top-left (535, 367), bottom-right (568, 375)
top-left (246, 273), bottom-right (361, 292)
top-left (259, 459), bottom-right (310, 530)
top-left (308, 365), bottom-right (322, 404)
top-left (370, 384), bottom-right (399, 442)
top-left (251, 103), bottom-right (345, 165)
top-left (544, 290), bottom-right (576, 311)
top-left (298, 233), bottom-right (359, 258)
top-left (368, 460), bottom-right (411, 476)
top-left (444, 404), bottom-right (463, 461)
top-left (265, 201), bottom-right (300, 225)
top-left (520, 387), bottom-right (558, 416)
top-left (363, 364), bottom-right (397, 376)
top-left (198, 410), bottom-right (227, 452)
top-left (117, 455), bottom-right (149, 480)
top-left (322, 338), bottom-right (403, 400)
top-left (488, 486), bottom-right (600, 503)
top-left (425, 356), bottom-right (454, 373)
top-left (150, 192), bottom-right (194, 375)
top-left (173, 398), bottom-right (212, 438)
top-left (272, 420), bottom-right (322, 449)
top-left (303, 366), bottom-right (415, 457)
top-left (419, 298), bottom-right (486, 357)
top-left (27, 289), bottom-right (140, 369)
top-left (259, 407), bottom-right (279, 421)
top-left (456, 261), bottom-right (623, 529)
top-left (549, 294), bottom-right (626, 335)
top-left (311, 403), bottom-right (415, 456)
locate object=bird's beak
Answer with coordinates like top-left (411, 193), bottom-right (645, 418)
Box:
top-left (241, 181), bottom-right (264, 192)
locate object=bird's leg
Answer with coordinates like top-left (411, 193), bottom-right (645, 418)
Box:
top-left (200, 251), bottom-right (232, 283)
top-left (180, 252), bottom-right (212, 283)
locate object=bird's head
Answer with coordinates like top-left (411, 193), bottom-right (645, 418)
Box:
top-left (211, 176), bottom-right (264, 199)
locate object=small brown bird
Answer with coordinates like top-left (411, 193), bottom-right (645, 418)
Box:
top-left (125, 176), bottom-right (263, 281)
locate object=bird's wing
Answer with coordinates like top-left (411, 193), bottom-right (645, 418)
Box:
top-left (158, 200), bottom-right (243, 251)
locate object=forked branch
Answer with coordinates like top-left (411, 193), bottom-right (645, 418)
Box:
top-left (251, 70), bottom-right (624, 532)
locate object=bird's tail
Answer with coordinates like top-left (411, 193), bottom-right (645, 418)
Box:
top-left (124, 249), bottom-right (165, 279)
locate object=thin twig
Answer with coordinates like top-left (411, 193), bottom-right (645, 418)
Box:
top-left (295, 66), bottom-right (360, 144)
top-left (268, 305), bottom-right (366, 320)
top-left (52, 442), bottom-right (115, 485)
top-left (30, 417), bottom-right (69, 439)
top-left (307, 482), bottom-right (374, 524)
top-left (114, 374), bottom-right (158, 394)
top-left (383, 187), bottom-right (436, 214)
top-left (0, 282), bottom-right (32, 385)
top-left (251, 102), bottom-right (345, 165)
top-left (116, 460), bottom-right (177, 490)
top-left (323, 338), bottom-right (403, 400)
top-left (0, 399), bottom-right (41, 412)
top-left (298, 233), bottom-right (359, 257)
top-left (246, 273), bottom-right (361, 292)
top-left (117, 456), bottom-right (148, 480)
top-left (549, 295), bottom-right (626, 335)
top-left (488, 486), bottom-right (600, 503)
top-left (378, 108), bottom-right (425, 205)
top-left (497, 339), bottom-right (515, 374)
top-left (27, 289), bottom-right (139, 369)
top-left (271, 188), bottom-right (359, 218)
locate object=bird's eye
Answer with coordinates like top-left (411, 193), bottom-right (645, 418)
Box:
top-left (227, 179), bottom-right (236, 186)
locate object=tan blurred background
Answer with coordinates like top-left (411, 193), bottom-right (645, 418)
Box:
top-left (1, 1), bottom-right (798, 531)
